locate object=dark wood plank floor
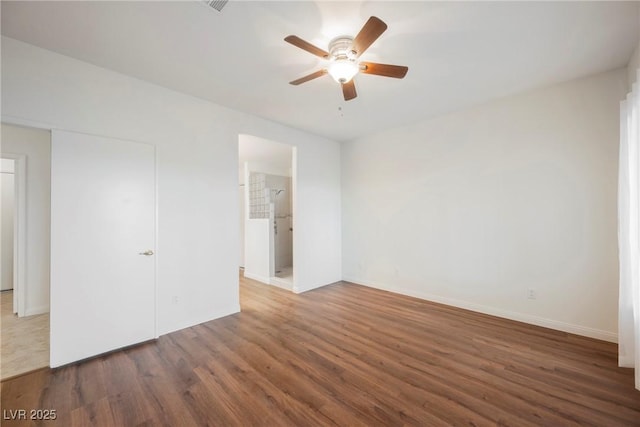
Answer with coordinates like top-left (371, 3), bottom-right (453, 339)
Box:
top-left (2, 274), bottom-right (640, 426)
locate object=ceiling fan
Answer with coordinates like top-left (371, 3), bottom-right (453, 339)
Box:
top-left (285, 16), bottom-right (408, 101)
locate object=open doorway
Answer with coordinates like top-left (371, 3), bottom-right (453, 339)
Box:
top-left (1, 159), bottom-right (16, 295)
top-left (1, 123), bottom-right (51, 380)
top-left (238, 135), bottom-right (295, 291)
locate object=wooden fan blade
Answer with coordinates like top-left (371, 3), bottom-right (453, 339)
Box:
top-left (360, 62), bottom-right (408, 79)
top-left (352, 16), bottom-right (388, 57)
top-left (284, 35), bottom-right (330, 59)
top-left (342, 80), bottom-right (357, 101)
top-left (289, 69), bottom-right (327, 85)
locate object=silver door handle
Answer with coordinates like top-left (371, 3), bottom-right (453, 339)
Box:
top-left (139, 250), bottom-right (154, 256)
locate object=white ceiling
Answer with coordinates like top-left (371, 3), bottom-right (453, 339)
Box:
top-left (2, 1), bottom-right (638, 142)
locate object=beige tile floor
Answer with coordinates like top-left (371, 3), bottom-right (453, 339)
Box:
top-left (0, 290), bottom-right (49, 380)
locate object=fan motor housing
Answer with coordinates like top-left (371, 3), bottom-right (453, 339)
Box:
top-left (329, 36), bottom-right (357, 60)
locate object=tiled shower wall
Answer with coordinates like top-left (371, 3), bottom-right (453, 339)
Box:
top-left (248, 172), bottom-right (269, 219)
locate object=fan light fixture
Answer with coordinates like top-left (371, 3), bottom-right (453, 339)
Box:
top-left (285, 17), bottom-right (409, 101)
top-left (328, 59), bottom-right (359, 83)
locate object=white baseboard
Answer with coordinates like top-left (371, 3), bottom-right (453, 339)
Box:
top-left (24, 305), bottom-right (49, 317)
top-left (269, 277), bottom-right (293, 291)
top-left (244, 271), bottom-right (296, 292)
top-left (292, 284), bottom-right (319, 294)
top-left (343, 276), bottom-right (618, 343)
top-left (243, 271), bottom-right (270, 285)
top-left (159, 304), bottom-right (241, 336)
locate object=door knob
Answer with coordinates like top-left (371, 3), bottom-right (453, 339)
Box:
top-left (139, 250), bottom-right (154, 256)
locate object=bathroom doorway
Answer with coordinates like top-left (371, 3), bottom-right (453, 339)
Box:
top-left (238, 135), bottom-right (295, 291)
top-left (1, 123), bottom-right (51, 380)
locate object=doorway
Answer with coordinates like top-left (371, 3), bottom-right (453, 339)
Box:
top-left (1, 159), bottom-right (15, 294)
top-left (1, 123), bottom-right (51, 380)
top-left (238, 135), bottom-right (295, 291)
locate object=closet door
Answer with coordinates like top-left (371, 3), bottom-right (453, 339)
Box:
top-left (50, 130), bottom-right (156, 367)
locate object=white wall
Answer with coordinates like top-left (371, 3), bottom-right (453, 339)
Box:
top-left (0, 124), bottom-right (51, 315)
top-left (1, 161), bottom-right (15, 291)
top-left (1, 37), bottom-right (341, 343)
top-left (342, 68), bottom-right (627, 342)
top-left (0, 159), bottom-right (15, 172)
top-left (293, 144), bottom-right (342, 293)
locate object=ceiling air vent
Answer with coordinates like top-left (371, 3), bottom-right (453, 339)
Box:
top-left (204, 0), bottom-right (228, 12)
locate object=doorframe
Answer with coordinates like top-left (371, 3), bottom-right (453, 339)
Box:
top-left (1, 153), bottom-right (27, 316)
top-left (238, 134), bottom-right (297, 291)
top-left (290, 146), bottom-right (298, 292)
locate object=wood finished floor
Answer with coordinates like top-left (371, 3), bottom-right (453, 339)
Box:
top-left (0, 290), bottom-right (49, 380)
top-left (1, 275), bottom-right (640, 426)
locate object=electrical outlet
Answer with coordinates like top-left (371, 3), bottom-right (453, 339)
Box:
top-left (172, 296), bottom-right (179, 305)
top-left (527, 288), bottom-right (537, 300)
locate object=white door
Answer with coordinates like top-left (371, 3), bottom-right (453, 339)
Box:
top-left (50, 130), bottom-right (156, 367)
